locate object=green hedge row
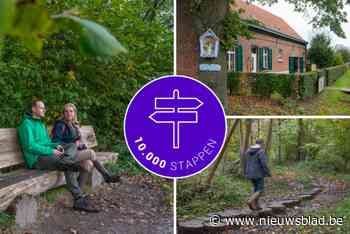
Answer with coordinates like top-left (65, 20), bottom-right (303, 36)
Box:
top-left (227, 72), bottom-right (240, 95)
top-left (228, 63), bottom-right (350, 100)
top-left (326, 64), bottom-right (349, 85)
top-left (299, 72), bottom-right (318, 99)
top-left (250, 73), bottom-right (296, 98)
top-left (227, 72), bottom-right (296, 98)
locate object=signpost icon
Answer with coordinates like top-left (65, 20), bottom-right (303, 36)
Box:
top-left (149, 89), bottom-right (203, 149)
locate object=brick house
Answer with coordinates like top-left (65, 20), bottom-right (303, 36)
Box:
top-left (177, 0), bottom-right (308, 77)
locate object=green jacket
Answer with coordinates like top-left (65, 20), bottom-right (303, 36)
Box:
top-left (17, 112), bottom-right (59, 168)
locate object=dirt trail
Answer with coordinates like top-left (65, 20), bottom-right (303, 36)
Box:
top-left (4, 175), bottom-right (173, 234)
top-left (178, 176), bottom-right (349, 234)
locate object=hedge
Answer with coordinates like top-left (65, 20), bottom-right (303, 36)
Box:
top-left (228, 63), bottom-right (350, 100)
top-left (227, 72), bottom-right (240, 95)
top-left (299, 72), bottom-right (318, 99)
top-left (227, 72), bottom-right (296, 98)
top-left (326, 64), bottom-right (349, 85)
top-left (250, 73), bottom-right (296, 98)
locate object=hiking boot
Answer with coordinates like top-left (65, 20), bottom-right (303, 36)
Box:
top-left (247, 192), bottom-right (261, 210)
top-left (105, 174), bottom-right (121, 183)
top-left (73, 197), bottom-right (99, 213)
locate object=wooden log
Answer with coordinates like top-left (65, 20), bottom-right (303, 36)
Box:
top-left (280, 199), bottom-right (301, 208)
top-left (178, 218), bottom-right (206, 234)
top-left (298, 194), bottom-right (313, 201)
top-left (257, 207), bottom-right (274, 217)
top-left (203, 219), bottom-right (229, 232)
top-left (266, 202), bottom-right (286, 214)
top-left (309, 188), bottom-right (322, 196)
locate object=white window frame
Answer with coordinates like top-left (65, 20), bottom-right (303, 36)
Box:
top-left (227, 50), bottom-right (236, 72)
top-left (278, 48), bottom-right (283, 62)
top-left (263, 48), bottom-right (269, 69)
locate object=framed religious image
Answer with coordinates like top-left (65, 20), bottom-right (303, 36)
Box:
top-left (199, 29), bottom-right (219, 58)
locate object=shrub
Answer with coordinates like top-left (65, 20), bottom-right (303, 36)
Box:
top-left (0, 1), bottom-right (172, 151)
top-left (250, 73), bottom-right (296, 98)
top-left (227, 72), bottom-right (240, 95)
top-left (270, 91), bottom-right (284, 105)
top-left (326, 64), bottom-right (348, 85)
top-left (299, 72), bottom-right (318, 99)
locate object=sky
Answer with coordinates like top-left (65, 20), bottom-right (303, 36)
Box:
top-left (254, 1), bottom-right (350, 48)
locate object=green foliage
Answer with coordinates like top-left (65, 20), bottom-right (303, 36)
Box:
top-left (60, 15), bottom-right (127, 58)
top-left (177, 173), bottom-right (251, 219)
top-left (308, 33), bottom-right (335, 69)
top-left (222, 11), bottom-right (252, 50)
top-left (336, 46), bottom-right (350, 63)
top-left (326, 64), bottom-right (349, 85)
top-left (0, 212), bottom-right (14, 228)
top-left (270, 91), bottom-right (284, 105)
top-left (0, 0), bottom-right (172, 159)
top-left (0, 0), bottom-right (16, 34)
top-left (256, 0), bottom-right (348, 38)
top-left (106, 141), bottom-right (146, 175)
top-left (298, 72), bottom-right (318, 99)
top-left (250, 73), bottom-right (296, 98)
top-left (40, 187), bottom-right (67, 203)
top-left (0, 0), bottom-right (127, 57)
top-left (227, 72), bottom-right (240, 95)
top-left (333, 52), bottom-right (344, 66)
top-left (301, 196), bottom-right (350, 233)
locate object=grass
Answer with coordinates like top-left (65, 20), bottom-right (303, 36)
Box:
top-left (299, 196), bottom-right (350, 234)
top-left (177, 170), bottom-right (251, 219)
top-left (106, 141), bottom-right (146, 175)
top-left (40, 186), bottom-right (68, 204)
top-left (301, 70), bottom-right (350, 115)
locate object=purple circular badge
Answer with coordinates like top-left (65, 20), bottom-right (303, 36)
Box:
top-left (124, 75), bottom-right (227, 178)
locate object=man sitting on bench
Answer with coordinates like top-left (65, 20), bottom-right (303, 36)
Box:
top-left (17, 100), bottom-right (99, 212)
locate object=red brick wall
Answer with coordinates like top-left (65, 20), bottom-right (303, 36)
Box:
top-left (176, 0), bottom-right (198, 78)
top-left (238, 33), bottom-right (306, 73)
top-left (176, 3), bottom-right (307, 76)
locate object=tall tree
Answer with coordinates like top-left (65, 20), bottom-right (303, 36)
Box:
top-left (239, 119), bottom-right (252, 175)
top-left (256, 0), bottom-right (349, 38)
top-left (265, 119), bottom-right (273, 153)
top-left (308, 33), bottom-right (335, 69)
top-left (297, 119), bottom-right (306, 161)
top-left (336, 46), bottom-right (350, 63)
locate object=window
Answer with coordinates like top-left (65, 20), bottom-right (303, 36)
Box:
top-left (278, 48), bottom-right (283, 62)
top-left (227, 50), bottom-right (236, 72)
top-left (263, 48), bottom-right (269, 69)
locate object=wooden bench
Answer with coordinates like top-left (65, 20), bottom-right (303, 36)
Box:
top-left (0, 126), bottom-right (118, 227)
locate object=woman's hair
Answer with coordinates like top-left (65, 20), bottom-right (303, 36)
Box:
top-left (61, 103), bottom-right (79, 125)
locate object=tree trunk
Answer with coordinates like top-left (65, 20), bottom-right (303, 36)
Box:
top-left (240, 119), bottom-right (252, 175)
top-left (278, 119), bottom-right (282, 163)
top-left (265, 119), bottom-right (273, 154)
top-left (206, 119), bottom-right (239, 186)
top-left (191, 0), bottom-right (230, 109)
top-left (297, 119), bottom-right (305, 161)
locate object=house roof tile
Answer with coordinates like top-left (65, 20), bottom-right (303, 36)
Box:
top-left (232, 0), bottom-right (305, 41)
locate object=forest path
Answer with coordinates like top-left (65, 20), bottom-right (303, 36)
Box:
top-left (178, 173), bottom-right (349, 234)
top-left (2, 175), bottom-right (173, 234)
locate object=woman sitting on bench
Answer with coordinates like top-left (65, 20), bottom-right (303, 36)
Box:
top-left (51, 103), bottom-right (120, 186)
